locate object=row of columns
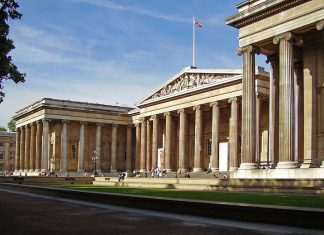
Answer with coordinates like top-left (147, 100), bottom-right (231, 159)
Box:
top-left (15, 120), bottom-right (48, 173)
top-left (135, 98), bottom-right (239, 173)
top-left (237, 29), bottom-right (315, 169)
top-left (15, 120), bottom-right (133, 174)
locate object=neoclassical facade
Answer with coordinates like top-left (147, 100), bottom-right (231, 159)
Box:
top-left (12, 0), bottom-right (324, 179)
top-left (226, 0), bottom-right (324, 178)
top-left (13, 99), bottom-right (133, 176)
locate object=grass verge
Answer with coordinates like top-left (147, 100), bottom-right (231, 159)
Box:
top-left (52, 185), bottom-right (324, 209)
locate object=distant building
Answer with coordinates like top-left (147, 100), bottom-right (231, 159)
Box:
top-left (0, 132), bottom-right (16, 174)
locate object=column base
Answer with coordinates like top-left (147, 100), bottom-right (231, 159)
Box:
top-left (301, 159), bottom-right (319, 168)
top-left (321, 161), bottom-right (324, 168)
top-left (239, 163), bottom-right (257, 170)
top-left (139, 169), bottom-right (147, 173)
top-left (211, 168), bottom-right (219, 172)
top-left (193, 167), bottom-right (204, 172)
top-left (110, 169), bottom-right (117, 173)
top-left (164, 168), bottom-right (172, 172)
top-left (276, 161), bottom-right (297, 169)
top-left (229, 167), bottom-right (238, 171)
top-left (77, 169), bottom-right (85, 173)
top-left (177, 168), bottom-right (188, 173)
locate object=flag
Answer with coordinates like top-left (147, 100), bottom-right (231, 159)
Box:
top-left (194, 18), bottom-right (202, 27)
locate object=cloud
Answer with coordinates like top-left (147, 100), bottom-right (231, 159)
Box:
top-left (66, 0), bottom-right (190, 23)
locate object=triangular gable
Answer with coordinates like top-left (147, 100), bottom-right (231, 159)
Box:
top-left (137, 67), bottom-right (242, 106)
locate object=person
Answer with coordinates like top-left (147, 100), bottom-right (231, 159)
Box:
top-left (185, 172), bottom-right (191, 178)
top-left (118, 172), bottom-right (124, 182)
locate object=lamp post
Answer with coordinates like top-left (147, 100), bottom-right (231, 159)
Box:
top-left (92, 150), bottom-right (100, 176)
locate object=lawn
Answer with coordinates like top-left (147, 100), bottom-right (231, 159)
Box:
top-left (53, 185), bottom-right (324, 209)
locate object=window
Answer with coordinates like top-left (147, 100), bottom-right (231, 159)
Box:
top-left (0, 154), bottom-right (3, 160)
top-left (0, 143), bottom-right (3, 147)
top-left (206, 139), bottom-right (212, 156)
top-left (0, 164), bottom-right (3, 170)
top-left (10, 143), bottom-right (14, 148)
top-left (71, 143), bottom-right (78, 159)
top-left (10, 164), bottom-right (14, 171)
top-left (10, 152), bottom-right (14, 160)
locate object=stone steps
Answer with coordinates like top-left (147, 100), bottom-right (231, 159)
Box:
top-left (93, 177), bottom-right (324, 194)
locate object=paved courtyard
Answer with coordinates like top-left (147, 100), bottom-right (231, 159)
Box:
top-left (0, 187), bottom-right (323, 235)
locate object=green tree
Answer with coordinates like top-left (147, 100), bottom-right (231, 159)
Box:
top-left (0, 126), bottom-right (6, 131)
top-left (0, 0), bottom-right (25, 103)
top-left (7, 118), bottom-right (15, 131)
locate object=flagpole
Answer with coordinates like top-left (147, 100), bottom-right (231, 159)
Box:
top-left (192, 15), bottom-right (195, 67)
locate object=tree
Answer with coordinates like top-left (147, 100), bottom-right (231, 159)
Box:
top-left (0, 0), bottom-right (25, 103)
top-left (7, 118), bottom-right (15, 131)
top-left (0, 126), bottom-right (6, 131)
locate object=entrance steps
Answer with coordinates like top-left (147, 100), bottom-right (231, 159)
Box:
top-left (0, 176), bottom-right (94, 185)
top-left (93, 177), bottom-right (324, 194)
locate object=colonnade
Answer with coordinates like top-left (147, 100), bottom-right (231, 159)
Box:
top-left (237, 29), bottom-right (320, 169)
top-left (14, 119), bottom-right (133, 175)
top-left (135, 98), bottom-right (240, 173)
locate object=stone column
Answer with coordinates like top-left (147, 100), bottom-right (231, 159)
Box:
top-left (140, 118), bottom-right (147, 172)
top-left (164, 112), bottom-right (172, 172)
top-left (78, 122), bottom-right (85, 173)
top-left (60, 120), bottom-right (67, 173)
top-left (126, 125), bottom-right (132, 172)
top-left (237, 45), bottom-right (258, 169)
top-left (19, 126), bottom-right (25, 172)
top-left (255, 93), bottom-right (261, 165)
top-left (42, 119), bottom-right (49, 173)
top-left (111, 124), bottom-right (118, 173)
top-left (210, 102), bottom-right (220, 171)
top-left (95, 123), bottom-right (102, 173)
top-left (193, 105), bottom-right (203, 172)
top-left (229, 98), bottom-right (239, 171)
top-left (146, 120), bottom-right (152, 171)
top-left (29, 123), bottom-right (36, 172)
top-left (273, 32), bottom-right (297, 168)
top-left (14, 128), bottom-right (20, 173)
top-left (24, 125), bottom-right (30, 172)
top-left (135, 123), bottom-right (141, 170)
top-left (266, 55), bottom-right (279, 166)
top-left (178, 109), bottom-right (188, 172)
top-left (294, 62), bottom-right (301, 165)
top-left (35, 121), bottom-right (42, 173)
top-left (151, 115), bottom-right (159, 169)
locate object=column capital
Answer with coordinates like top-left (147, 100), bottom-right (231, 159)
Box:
top-left (228, 97), bottom-right (239, 104)
top-left (79, 121), bottom-right (87, 125)
top-left (316, 20), bottom-right (324, 31)
top-left (42, 118), bottom-right (50, 123)
top-left (135, 123), bottom-right (140, 128)
top-left (236, 45), bottom-right (260, 56)
top-left (146, 120), bottom-right (151, 125)
top-left (112, 124), bottom-right (119, 128)
top-left (139, 117), bottom-right (146, 122)
top-left (151, 114), bottom-right (159, 120)
top-left (62, 119), bottom-right (69, 124)
top-left (273, 32), bottom-right (303, 46)
top-left (127, 124), bottom-right (133, 129)
top-left (29, 123), bottom-right (34, 127)
top-left (163, 111), bottom-right (172, 117)
top-left (96, 122), bottom-right (102, 126)
top-left (193, 105), bottom-right (201, 111)
top-left (209, 101), bottom-right (219, 108)
top-left (177, 108), bottom-right (186, 114)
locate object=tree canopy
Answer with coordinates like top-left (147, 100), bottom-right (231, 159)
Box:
top-left (7, 118), bottom-right (15, 131)
top-left (0, 126), bottom-right (6, 131)
top-left (0, 0), bottom-right (25, 103)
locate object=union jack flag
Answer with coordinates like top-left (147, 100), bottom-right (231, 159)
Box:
top-left (194, 19), bottom-right (202, 27)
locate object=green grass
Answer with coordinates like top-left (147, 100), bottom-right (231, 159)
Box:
top-left (52, 185), bottom-right (324, 209)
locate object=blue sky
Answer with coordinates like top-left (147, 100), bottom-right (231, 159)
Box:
top-left (0, 0), bottom-right (268, 127)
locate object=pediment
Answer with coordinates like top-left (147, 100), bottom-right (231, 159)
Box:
top-left (138, 68), bottom-right (242, 106)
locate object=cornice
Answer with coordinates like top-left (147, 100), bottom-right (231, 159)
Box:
top-left (226, 0), bottom-right (312, 29)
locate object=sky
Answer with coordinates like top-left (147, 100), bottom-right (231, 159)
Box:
top-left (0, 0), bottom-right (268, 127)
